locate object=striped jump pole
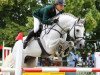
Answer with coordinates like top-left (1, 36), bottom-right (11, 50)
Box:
top-left (0, 67), bottom-right (100, 72)
top-left (22, 67), bottom-right (100, 72)
top-left (2, 41), bottom-right (12, 64)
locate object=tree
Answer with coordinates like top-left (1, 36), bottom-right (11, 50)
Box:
top-left (0, 0), bottom-right (38, 46)
top-left (0, 0), bottom-right (38, 28)
top-left (65, 0), bottom-right (100, 32)
top-left (41, 0), bottom-right (48, 5)
top-left (95, 0), bottom-right (100, 11)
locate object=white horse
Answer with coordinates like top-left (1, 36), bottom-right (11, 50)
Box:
top-left (2, 13), bottom-right (85, 75)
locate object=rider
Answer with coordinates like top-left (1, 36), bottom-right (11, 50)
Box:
top-left (23, 0), bottom-right (65, 49)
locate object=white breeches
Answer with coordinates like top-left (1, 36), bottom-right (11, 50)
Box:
top-left (33, 17), bottom-right (41, 33)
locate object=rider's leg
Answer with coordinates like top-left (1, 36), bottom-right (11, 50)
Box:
top-left (23, 17), bottom-right (40, 49)
top-left (33, 17), bottom-right (42, 37)
top-left (34, 17), bottom-right (41, 33)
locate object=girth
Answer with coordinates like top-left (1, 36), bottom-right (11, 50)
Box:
top-left (36, 38), bottom-right (51, 57)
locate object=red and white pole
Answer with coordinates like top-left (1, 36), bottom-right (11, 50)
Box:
top-left (0, 67), bottom-right (100, 72)
top-left (2, 41), bottom-right (12, 64)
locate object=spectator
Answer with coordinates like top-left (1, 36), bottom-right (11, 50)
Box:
top-left (61, 50), bottom-right (68, 66)
top-left (81, 51), bottom-right (87, 67)
top-left (87, 52), bottom-right (94, 67)
top-left (81, 51), bottom-right (87, 62)
top-left (67, 51), bottom-right (76, 67)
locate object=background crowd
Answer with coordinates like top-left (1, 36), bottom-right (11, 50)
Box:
top-left (37, 50), bottom-right (95, 67)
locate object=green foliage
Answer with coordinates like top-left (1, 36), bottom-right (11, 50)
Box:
top-left (85, 10), bottom-right (97, 31)
top-left (0, 0), bottom-right (38, 28)
top-left (95, 0), bottom-right (100, 11)
top-left (0, 17), bottom-right (33, 46)
top-left (41, 0), bottom-right (48, 5)
top-left (65, 0), bottom-right (84, 16)
top-left (65, 0), bottom-right (99, 32)
top-left (0, 0), bottom-right (36, 46)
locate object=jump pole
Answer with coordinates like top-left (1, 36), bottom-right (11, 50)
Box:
top-left (2, 41), bottom-right (12, 64)
top-left (0, 67), bottom-right (100, 72)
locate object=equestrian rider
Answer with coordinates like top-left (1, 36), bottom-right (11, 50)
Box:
top-left (23, 0), bottom-right (65, 49)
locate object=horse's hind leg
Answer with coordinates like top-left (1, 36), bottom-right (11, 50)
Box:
top-left (23, 56), bottom-right (38, 68)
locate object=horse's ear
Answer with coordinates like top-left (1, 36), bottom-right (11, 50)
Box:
top-left (80, 19), bottom-right (85, 24)
top-left (77, 18), bottom-right (81, 23)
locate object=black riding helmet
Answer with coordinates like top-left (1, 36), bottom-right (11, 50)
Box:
top-left (54, 0), bottom-right (66, 5)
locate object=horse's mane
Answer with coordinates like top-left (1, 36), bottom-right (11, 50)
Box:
top-left (62, 13), bottom-right (77, 19)
top-left (53, 13), bottom-right (77, 19)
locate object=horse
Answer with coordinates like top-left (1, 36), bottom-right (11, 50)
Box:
top-left (2, 13), bottom-right (85, 75)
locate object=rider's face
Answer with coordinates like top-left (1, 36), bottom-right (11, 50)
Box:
top-left (56, 4), bottom-right (64, 11)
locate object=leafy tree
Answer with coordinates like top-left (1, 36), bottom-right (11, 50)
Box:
top-left (65, 0), bottom-right (100, 32)
top-left (41, 0), bottom-right (48, 5)
top-left (95, 0), bottom-right (100, 11)
top-left (0, 0), bottom-right (38, 28)
top-left (0, 0), bottom-right (38, 46)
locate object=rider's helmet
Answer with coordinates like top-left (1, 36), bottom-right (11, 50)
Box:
top-left (54, 0), bottom-right (66, 5)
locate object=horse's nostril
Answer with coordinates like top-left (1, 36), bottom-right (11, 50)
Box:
top-left (79, 44), bottom-right (82, 47)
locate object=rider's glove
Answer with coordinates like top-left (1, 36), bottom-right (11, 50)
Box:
top-left (53, 19), bottom-right (58, 23)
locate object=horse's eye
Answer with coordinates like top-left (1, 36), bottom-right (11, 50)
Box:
top-left (76, 29), bottom-right (79, 32)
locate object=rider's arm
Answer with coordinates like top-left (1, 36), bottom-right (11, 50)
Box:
top-left (42, 8), bottom-right (53, 25)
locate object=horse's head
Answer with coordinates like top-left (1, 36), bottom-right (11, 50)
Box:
top-left (69, 18), bottom-right (85, 49)
top-left (69, 18), bottom-right (85, 40)
top-left (52, 13), bottom-right (85, 49)
top-left (54, 13), bottom-right (85, 49)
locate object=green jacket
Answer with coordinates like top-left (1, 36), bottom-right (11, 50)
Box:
top-left (33, 5), bottom-right (64, 25)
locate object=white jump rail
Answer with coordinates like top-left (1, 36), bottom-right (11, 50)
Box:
top-left (0, 67), bottom-right (100, 72)
top-left (2, 41), bottom-right (12, 64)
top-left (2, 47), bottom-right (12, 63)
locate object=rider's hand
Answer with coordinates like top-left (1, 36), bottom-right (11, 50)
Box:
top-left (53, 19), bottom-right (58, 23)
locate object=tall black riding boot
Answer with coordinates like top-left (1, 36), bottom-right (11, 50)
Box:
top-left (23, 25), bottom-right (42, 49)
top-left (23, 30), bottom-right (34, 49)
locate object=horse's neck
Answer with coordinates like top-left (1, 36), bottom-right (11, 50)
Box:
top-left (66, 19), bottom-right (76, 29)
